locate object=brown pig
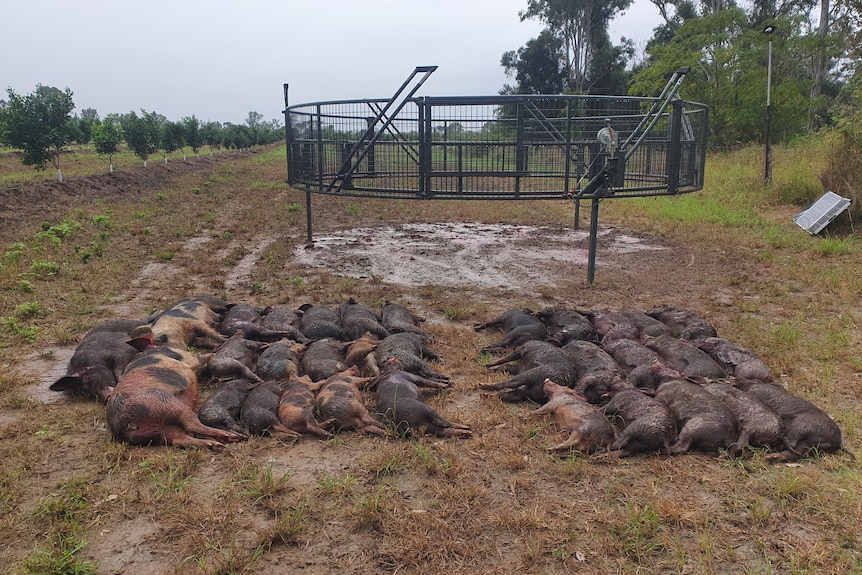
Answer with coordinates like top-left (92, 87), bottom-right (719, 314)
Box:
top-left (106, 346), bottom-right (245, 448)
top-left (145, 297), bottom-right (226, 349)
top-left (277, 376), bottom-right (334, 438)
top-left (344, 332), bottom-right (381, 377)
top-left (527, 379), bottom-right (615, 453)
top-left (316, 366), bottom-right (388, 436)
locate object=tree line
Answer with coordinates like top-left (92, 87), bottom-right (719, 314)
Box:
top-left (0, 85), bottom-right (283, 182)
top-left (501, 0), bottom-right (861, 147)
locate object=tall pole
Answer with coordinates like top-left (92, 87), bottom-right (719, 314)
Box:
top-left (763, 25), bottom-right (774, 184)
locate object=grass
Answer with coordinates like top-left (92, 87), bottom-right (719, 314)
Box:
top-left (0, 139), bottom-right (860, 574)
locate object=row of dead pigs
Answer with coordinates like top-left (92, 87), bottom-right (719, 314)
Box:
top-left (474, 306), bottom-right (849, 461)
top-left (49, 296), bottom-right (849, 460)
top-left (50, 296), bottom-right (471, 447)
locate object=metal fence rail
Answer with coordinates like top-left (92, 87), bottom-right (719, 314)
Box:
top-left (285, 92), bottom-right (707, 201)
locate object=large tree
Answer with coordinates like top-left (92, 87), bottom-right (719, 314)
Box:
top-left (501, 30), bottom-right (566, 94)
top-left (0, 85), bottom-right (75, 182)
top-left (517, 0), bottom-right (634, 94)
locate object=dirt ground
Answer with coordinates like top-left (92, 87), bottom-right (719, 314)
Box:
top-left (3, 150), bottom-right (857, 575)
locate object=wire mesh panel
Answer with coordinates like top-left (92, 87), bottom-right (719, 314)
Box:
top-left (285, 93), bottom-right (707, 200)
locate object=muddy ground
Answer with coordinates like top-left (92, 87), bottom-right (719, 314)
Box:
top-left (3, 150), bottom-right (857, 575)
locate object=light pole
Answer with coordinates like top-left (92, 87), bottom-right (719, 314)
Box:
top-left (763, 25), bottom-right (775, 184)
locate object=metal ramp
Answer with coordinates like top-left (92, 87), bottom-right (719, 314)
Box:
top-left (327, 66), bottom-right (437, 193)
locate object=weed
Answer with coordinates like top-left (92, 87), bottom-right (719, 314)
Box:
top-left (23, 535), bottom-right (97, 575)
top-left (290, 277), bottom-right (303, 287)
top-left (346, 204), bottom-right (361, 216)
top-left (154, 247), bottom-right (176, 261)
top-left (236, 462), bottom-right (291, 504)
top-left (31, 259), bottom-right (60, 276)
top-left (317, 472), bottom-right (357, 495)
top-left (92, 214), bottom-right (113, 229)
top-left (284, 202), bottom-right (301, 213)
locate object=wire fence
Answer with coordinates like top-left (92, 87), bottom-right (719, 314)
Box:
top-left (285, 93), bottom-right (708, 200)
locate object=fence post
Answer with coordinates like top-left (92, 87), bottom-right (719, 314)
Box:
top-left (667, 100), bottom-right (682, 195)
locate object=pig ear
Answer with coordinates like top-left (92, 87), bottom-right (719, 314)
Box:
top-left (126, 335), bottom-right (153, 352)
top-left (50, 375), bottom-right (83, 392)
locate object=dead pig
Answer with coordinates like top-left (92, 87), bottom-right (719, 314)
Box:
top-left (300, 338), bottom-right (347, 382)
top-left (255, 339), bottom-right (305, 381)
top-left (645, 334), bottom-right (727, 380)
top-left (647, 304), bottom-right (717, 340)
top-left (375, 332), bottom-right (450, 383)
top-left (526, 379), bottom-right (615, 453)
top-left (381, 300), bottom-right (428, 338)
top-left (260, 306), bottom-right (310, 343)
top-left (221, 303), bottom-right (302, 342)
top-left (703, 381), bottom-right (784, 456)
top-left (537, 306), bottom-right (597, 346)
top-left (655, 378), bottom-right (739, 455)
top-left (476, 309), bottom-right (547, 353)
top-left (50, 319), bottom-right (153, 402)
top-left (601, 338), bottom-right (663, 391)
top-left (146, 296), bottom-right (226, 349)
top-left (106, 346), bottom-right (245, 449)
top-left (584, 308), bottom-right (639, 344)
top-left (277, 376), bottom-right (334, 438)
top-left (198, 378), bottom-right (258, 435)
top-left (735, 381), bottom-right (848, 461)
top-left (562, 340), bottom-right (630, 404)
top-left (339, 297), bottom-right (390, 340)
top-left (601, 389), bottom-right (676, 456)
top-left (344, 332), bottom-right (381, 377)
top-left (299, 304), bottom-right (348, 341)
top-left (479, 340), bottom-right (577, 403)
top-left (240, 380), bottom-right (301, 440)
top-left (316, 366), bottom-right (388, 436)
top-left (204, 331), bottom-right (265, 382)
top-left (695, 337), bottom-right (773, 382)
top-left (374, 359), bottom-right (471, 438)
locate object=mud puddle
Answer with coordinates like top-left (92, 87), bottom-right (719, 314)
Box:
top-left (294, 221), bottom-right (668, 289)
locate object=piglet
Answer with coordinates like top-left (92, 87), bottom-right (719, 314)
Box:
top-left (205, 331), bottom-right (264, 382)
top-left (198, 378), bottom-right (258, 435)
top-left (240, 380), bottom-right (301, 441)
top-left (316, 366), bottom-right (388, 436)
top-left (601, 389), bottom-right (677, 457)
top-left (655, 378), bottom-right (739, 455)
top-left (527, 379), bottom-right (615, 453)
top-left (278, 376), bottom-right (334, 438)
top-left (374, 358), bottom-right (470, 438)
top-left (735, 381), bottom-right (849, 461)
top-left (256, 339), bottom-right (305, 381)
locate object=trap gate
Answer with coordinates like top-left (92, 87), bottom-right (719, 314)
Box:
top-left (283, 66), bottom-right (708, 283)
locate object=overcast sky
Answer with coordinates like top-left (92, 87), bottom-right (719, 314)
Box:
top-left (3, 1), bottom-right (663, 125)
